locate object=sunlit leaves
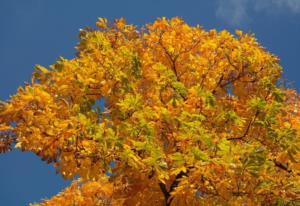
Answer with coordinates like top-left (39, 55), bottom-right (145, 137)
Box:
top-left (192, 147), bottom-right (209, 162)
top-left (242, 147), bottom-right (266, 177)
top-left (1, 17), bottom-right (300, 205)
top-left (249, 97), bottom-right (267, 112)
top-left (116, 93), bottom-right (143, 119)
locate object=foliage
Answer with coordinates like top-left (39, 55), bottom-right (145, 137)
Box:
top-left (1, 17), bottom-right (300, 205)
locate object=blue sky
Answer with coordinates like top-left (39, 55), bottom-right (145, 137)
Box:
top-left (0, 0), bottom-right (299, 205)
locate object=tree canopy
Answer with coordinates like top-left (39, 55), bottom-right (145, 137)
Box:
top-left (1, 17), bottom-right (300, 206)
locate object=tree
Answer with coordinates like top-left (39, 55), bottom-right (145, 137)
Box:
top-left (0, 17), bottom-right (300, 206)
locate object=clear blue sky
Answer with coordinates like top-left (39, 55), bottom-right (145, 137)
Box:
top-left (0, 0), bottom-right (299, 205)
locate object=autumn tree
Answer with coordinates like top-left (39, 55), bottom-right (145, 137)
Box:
top-left (1, 17), bottom-right (300, 206)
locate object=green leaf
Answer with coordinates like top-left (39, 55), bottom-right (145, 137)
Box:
top-left (217, 139), bottom-right (231, 156)
top-left (35, 65), bottom-right (49, 73)
top-left (132, 141), bottom-right (146, 151)
top-left (192, 147), bottom-right (209, 161)
top-left (170, 152), bottom-right (185, 166)
top-left (243, 147), bottom-right (266, 176)
top-left (276, 198), bottom-right (285, 206)
top-left (131, 55), bottom-right (142, 79)
top-left (172, 81), bottom-right (187, 98)
top-left (249, 97), bottom-right (266, 112)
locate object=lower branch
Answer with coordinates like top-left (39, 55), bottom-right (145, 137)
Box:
top-left (158, 170), bottom-right (190, 206)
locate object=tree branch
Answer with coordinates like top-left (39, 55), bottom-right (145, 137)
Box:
top-left (274, 160), bottom-right (292, 173)
top-left (158, 169), bottom-right (191, 206)
top-left (227, 110), bottom-right (259, 141)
